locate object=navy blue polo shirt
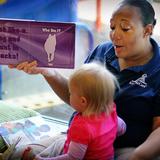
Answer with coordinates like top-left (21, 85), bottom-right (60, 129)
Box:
top-left (85, 38), bottom-right (160, 148)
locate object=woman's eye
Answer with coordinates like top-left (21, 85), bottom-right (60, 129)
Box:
top-left (120, 21), bottom-right (131, 32)
top-left (122, 28), bottom-right (130, 32)
top-left (110, 26), bottom-right (115, 30)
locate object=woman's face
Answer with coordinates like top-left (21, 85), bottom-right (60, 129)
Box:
top-left (110, 5), bottom-right (146, 59)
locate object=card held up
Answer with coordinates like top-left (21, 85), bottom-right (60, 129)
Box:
top-left (0, 19), bottom-right (75, 68)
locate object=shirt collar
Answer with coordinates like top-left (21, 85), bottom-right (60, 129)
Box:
top-left (105, 38), bottom-right (160, 74)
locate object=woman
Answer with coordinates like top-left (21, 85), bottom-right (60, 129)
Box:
top-left (9, 0), bottom-right (160, 159)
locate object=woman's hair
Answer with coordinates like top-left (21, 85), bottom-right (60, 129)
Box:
top-left (120, 0), bottom-right (156, 26)
top-left (69, 62), bottom-right (118, 116)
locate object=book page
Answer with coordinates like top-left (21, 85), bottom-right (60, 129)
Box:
top-left (0, 116), bottom-right (68, 147)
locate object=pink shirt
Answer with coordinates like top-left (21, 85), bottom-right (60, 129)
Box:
top-left (63, 104), bottom-right (118, 159)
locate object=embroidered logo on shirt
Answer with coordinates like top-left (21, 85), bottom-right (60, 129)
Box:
top-left (129, 74), bottom-right (147, 88)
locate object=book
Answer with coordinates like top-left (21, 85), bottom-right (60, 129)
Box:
top-left (0, 19), bottom-right (75, 68)
top-left (0, 116), bottom-right (68, 148)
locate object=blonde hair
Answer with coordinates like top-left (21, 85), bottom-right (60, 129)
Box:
top-left (69, 62), bottom-right (118, 116)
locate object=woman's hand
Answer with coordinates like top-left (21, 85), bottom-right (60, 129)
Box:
top-left (8, 61), bottom-right (50, 76)
top-left (129, 127), bottom-right (160, 160)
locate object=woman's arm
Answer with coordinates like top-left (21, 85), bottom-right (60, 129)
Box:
top-left (129, 117), bottom-right (160, 160)
top-left (43, 70), bottom-right (70, 104)
top-left (9, 61), bottom-right (70, 104)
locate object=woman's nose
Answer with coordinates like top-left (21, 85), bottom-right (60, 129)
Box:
top-left (111, 29), bottom-right (122, 41)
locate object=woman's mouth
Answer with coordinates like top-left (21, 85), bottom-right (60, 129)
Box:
top-left (114, 45), bottom-right (124, 53)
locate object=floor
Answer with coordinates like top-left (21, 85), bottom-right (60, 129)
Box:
top-left (37, 104), bottom-right (75, 122)
top-left (3, 91), bottom-right (75, 121)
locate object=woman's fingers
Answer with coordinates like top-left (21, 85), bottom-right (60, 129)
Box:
top-left (16, 61), bottom-right (29, 70)
top-left (15, 61), bottom-right (39, 74)
top-left (27, 61), bottom-right (38, 68)
top-left (8, 60), bottom-right (48, 75)
top-left (8, 64), bottom-right (16, 69)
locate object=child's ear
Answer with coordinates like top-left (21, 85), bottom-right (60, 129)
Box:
top-left (81, 96), bottom-right (87, 106)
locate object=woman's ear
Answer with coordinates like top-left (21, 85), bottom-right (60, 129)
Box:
top-left (143, 24), bottom-right (154, 37)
